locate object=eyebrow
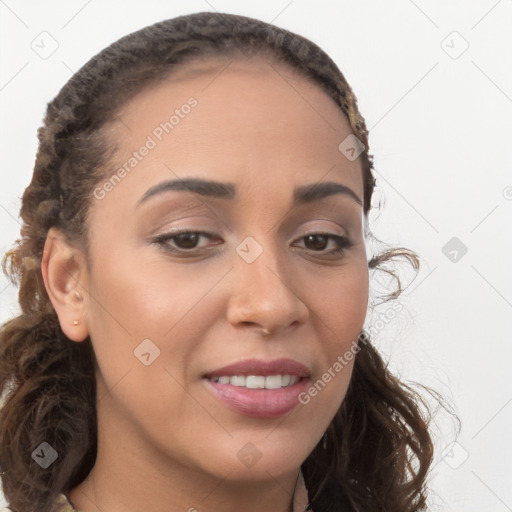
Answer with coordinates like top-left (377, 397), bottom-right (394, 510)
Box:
top-left (136, 177), bottom-right (362, 208)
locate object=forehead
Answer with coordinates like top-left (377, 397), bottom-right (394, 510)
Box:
top-left (97, 54), bottom-right (362, 211)
top-left (113, 53), bottom-right (351, 146)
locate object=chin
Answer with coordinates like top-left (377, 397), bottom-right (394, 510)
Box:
top-left (196, 433), bottom-right (312, 482)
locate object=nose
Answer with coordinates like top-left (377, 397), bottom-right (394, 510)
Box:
top-left (226, 242), bottom-right (310, 336)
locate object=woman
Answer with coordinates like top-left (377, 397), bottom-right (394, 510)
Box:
top-left (0, 11), bottom-right (436, 512)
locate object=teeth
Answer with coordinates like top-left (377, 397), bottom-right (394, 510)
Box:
top-left (264, 375), bottom-right (282, 389)
top-left (246, 375), bottom-right (265, 389)
top-left (209, 374), bottom-right (299, 389)
top-left (230, 376), bottom-right (246, 387)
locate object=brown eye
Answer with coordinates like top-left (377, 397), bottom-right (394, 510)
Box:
top-left (174, 232), bottom-right (201, 249)
top-left (304, 234), bottom-right (329, 251)
top-left (152, 230), bottom-right (221, 254)
top-left (295, 233), bottom-right (353, 256)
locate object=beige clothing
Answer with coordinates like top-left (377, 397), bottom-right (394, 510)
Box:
top-left (1, 470), bottom-right (311, 512)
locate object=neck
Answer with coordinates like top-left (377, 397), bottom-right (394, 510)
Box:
top-left (68, 461), bottom-right (300, 512)
top-left (67, 406), bottom-right (302, 512)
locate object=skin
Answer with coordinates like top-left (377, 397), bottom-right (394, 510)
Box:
top-left (41, 55), bottom-right (369, 512)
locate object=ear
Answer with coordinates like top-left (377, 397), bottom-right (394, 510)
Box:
top-left (41, 227), bottom-right (90, 342)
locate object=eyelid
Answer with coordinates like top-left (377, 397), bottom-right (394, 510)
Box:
top-left (151, 228), bottom-right (353, 258)
top-left (299, 227), bottom-right (347, 238)
top-left (292, 232), bottom-right (354, 251)
top-left (294, 219), bottom-right (350, 240)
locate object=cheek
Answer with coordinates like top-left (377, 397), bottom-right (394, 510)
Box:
top-left (87, 247), bottom-right (223, 341)
top-left (85, 255), bottom-right (220, 435)
top-left (310, 259), bottom-right (369, 344)
top-left (85, 249), bottom-right (234, 404)
top-left (84, 253), bottom-right (188, 387)
top-left (300, 261), bottom-right (368, 416)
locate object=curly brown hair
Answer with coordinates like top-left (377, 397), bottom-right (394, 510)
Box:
top-left (1, 11), bottom-right (438, 512)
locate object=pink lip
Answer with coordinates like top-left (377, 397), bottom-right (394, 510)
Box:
top-left (202, 358), bottom-right (311, 418)
top-left (203, 358), bottom-right (311, 379)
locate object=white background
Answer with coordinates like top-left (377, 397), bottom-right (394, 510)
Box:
top-left (1, 1), bottom-right (511, 510)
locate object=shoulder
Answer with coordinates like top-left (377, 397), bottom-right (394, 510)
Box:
top-left (51, 493), bottom-right (78, 512)
top-left (1, 493), bottom-right (77, 512)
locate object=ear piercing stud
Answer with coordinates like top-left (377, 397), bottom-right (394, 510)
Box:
top-left (73, 291), bottom-right (81, 325)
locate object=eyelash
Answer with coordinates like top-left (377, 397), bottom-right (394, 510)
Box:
top-left (151, 230), bottom-right (354, 257)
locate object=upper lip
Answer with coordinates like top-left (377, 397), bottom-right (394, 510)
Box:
top-left (203, 358), bottom-right (311, 379)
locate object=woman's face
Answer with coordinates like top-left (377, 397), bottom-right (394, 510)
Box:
top-left (77, 55), bottom-right (368, 482)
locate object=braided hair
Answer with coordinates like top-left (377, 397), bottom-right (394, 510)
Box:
top-left (1, 12), bottom-right (435, 512)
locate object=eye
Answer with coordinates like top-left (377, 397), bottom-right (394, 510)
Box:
top-left (151, 230), bottom-right (353, 257)
top-left (152, 230), bottom-right (221, 254)
top-left (294, 233), bottom-right (354, 256)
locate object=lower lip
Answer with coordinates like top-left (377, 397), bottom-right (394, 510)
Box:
top-left (203, 378), bottom-right (309, 418)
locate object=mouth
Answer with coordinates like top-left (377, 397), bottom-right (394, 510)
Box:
top-left (207, 374), bottom-right (301, 389)
top-left (202, 358), bottom-right (311, 418)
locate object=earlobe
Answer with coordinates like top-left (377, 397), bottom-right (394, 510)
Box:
top-left (41, 227), bottom-right (90, 342)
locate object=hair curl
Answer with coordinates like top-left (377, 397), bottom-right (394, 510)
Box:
top-left (1, 11), bottom-right (438, 512)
